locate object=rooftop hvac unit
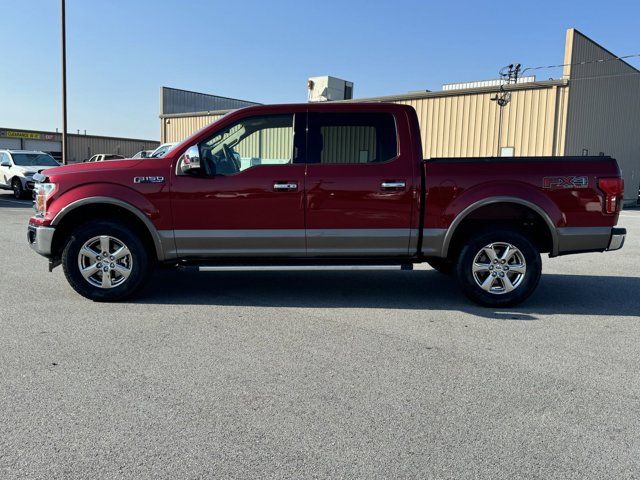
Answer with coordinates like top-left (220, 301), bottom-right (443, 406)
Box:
top-left (307, 76), bottom-right (354, 102)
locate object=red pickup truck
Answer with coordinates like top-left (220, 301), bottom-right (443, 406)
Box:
top-left (28, 102), bottom-right (626, 306)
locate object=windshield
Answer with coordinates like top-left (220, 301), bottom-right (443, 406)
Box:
top-left (11, 153), bottom-right (59, 167)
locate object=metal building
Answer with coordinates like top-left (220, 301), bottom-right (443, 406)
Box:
top-left (160, 28), bottom-right (640, 204)
top-left (0, 128), bottom-right (159, 164)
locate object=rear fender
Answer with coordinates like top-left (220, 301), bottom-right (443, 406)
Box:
top-left (441, 181), bottom-right (562, 257)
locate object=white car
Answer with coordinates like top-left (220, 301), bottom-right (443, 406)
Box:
top-left (149, 143), bottom-right (177, 158)
top-left (0, 150), bottom-right (60, 199)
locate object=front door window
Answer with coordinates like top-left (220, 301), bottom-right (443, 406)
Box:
top-left (199, 114), bottom-right (294, 176)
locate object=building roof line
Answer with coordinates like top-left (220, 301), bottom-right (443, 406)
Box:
top-left (0, 127), bottom-right (158, 143)
top-left (160, 86), bottom-right (261, 105)
top-left (160, 109), bottom-right (233, 119)
top-left (339, 79), bottom-right (568, 103)
top-left (159, 80), bottom-right (569, 119)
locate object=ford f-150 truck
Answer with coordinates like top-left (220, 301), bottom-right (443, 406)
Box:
top-left (27, 103), bottom-right (626, 306)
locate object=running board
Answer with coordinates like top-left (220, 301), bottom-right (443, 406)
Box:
top-left (198, 264), bottom-right (414, 272)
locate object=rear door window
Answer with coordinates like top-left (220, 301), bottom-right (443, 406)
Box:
top-left (307, 112), bottom-right (397, 164)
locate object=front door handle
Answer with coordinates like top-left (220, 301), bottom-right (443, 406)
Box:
top-left (381, 181), bottom-right (406, 190)
top-left (273, 182), bottom-right (298, 191)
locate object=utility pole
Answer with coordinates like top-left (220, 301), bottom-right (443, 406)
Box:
top-left (491, 63), bottom-right (521, 157)
top-left (61, 0), bottom-right (68, 165)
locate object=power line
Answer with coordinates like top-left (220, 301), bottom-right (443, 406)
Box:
top-left (522, 53), bottom-right (640, 74)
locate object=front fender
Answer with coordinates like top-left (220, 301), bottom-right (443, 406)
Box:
top-left (48, 183), bottom-right (161, 226)
top-left (47, 183), bottom-right (170, 261)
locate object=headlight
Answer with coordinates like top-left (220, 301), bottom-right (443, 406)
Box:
top-left (23, 171), bottom-right (36, 177)
top-left (33, 183), bottom-right (57, 216)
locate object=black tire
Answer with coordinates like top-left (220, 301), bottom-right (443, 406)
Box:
top-left (455, 229), bottom-right (541, 307)
top-left (426, 258), bottom-right (454, 274)
top-left (12, 178), bottom-right (25, 199)
top-left (62, 220), bottom-right (152, 301)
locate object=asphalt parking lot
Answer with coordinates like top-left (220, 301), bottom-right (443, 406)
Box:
top-left (1, 192), bottom-right (639, 479)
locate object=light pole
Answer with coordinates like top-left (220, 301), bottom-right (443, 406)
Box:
top-left (61, 0), bottom-right (68, 165)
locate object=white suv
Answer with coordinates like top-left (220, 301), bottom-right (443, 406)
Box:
top-left (0, 150), bottom-right (60, 199)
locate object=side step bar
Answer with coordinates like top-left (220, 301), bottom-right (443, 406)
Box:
top-left (198, 264), bottom-right (414, 272)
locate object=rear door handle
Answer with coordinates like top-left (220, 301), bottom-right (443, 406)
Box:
top-left (273, 182), bottom-right (298, 191)
top-left (381, 181), bottom-right (406, 190)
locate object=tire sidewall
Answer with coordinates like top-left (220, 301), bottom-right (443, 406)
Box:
top-left (12, 179), bottom-right (23, 199)
top-left (456, 229), bottom-right (541, 307)
top-left (62, 220), bottom-right (150, 301)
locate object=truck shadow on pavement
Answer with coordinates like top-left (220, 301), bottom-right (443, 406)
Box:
top-left (135, 269), bottom-right (640, 320)
top-left (0, 196), bottom-right (32, 208)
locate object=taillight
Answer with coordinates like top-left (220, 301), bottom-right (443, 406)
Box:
top-left (598, 177), bottom-right (624, 214)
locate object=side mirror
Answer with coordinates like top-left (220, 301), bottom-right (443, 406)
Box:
top-left (179, 145), bottom-right (202, 175)
top-left (141, 151), bottom-right (148, 158)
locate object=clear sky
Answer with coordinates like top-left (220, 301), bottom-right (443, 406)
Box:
top-left (1, 0), bottom-right (638, 140)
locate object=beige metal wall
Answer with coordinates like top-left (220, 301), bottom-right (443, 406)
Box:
top-left (0, 127), bottom-right (159, 164)
top-left (234, 127), bottom-right (293, 160)
top-left (321, 126), bottom-right (377, 163)
top-left (394, 83), bottom-right (569, 158)
top-left (67, 136), bottom-right (159, 163)
top-left (162, 113), bottom-right (225, 143)
top-left (162, 83), bottom-right (569, 160)
top-left (563, 29), bottom-right (640, 202)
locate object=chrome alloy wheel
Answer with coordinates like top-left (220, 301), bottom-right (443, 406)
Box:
top-left (472, 242), bottom-right (526, 295)
top-left (77, 235), bottom-right (133, 289)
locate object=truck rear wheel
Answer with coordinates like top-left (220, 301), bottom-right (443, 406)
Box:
top-left (455, 229), bottom-right (541, 307)
top-left (62, 220), bottom-right (152, 301)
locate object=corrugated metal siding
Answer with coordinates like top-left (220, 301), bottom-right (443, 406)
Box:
top-left (235, 128), bottom-right (293, 160)
top-left (563, 29), bottom-right (640, 201)
top-left (321, 126), bottom-right (377, 163)
top-left (0, 128), bottom-right (159, 163)
top-left (162, 85), bottom-right (568, 158)
top-left (67, 136), bottom-right (159, 163)
top-left (162, 114), bottom-right (225, 143)
top-left (396, 85), bottom-right (567, 158)
top-left (161, 87), bottom-right (259, 115)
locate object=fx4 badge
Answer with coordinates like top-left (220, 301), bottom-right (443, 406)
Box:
top-left (543, 176), bottom-right (588, 189)
top-left (134, 176), bottom-right (165, 184)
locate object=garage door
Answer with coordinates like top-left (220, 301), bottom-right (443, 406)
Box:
top-left (24, 139), bottom-right (62, 153)
top-left (0, 138), bottom-right (22, 149)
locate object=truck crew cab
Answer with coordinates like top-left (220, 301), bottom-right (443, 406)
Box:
top-left (27, 103), bottom-right (626, 306)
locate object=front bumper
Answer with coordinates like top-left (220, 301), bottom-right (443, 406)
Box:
top-left (607, 227), bottom-right (626, 251)
top-left (27, 224), bottom-right (55, 256)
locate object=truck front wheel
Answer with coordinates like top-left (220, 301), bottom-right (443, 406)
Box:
top-left (62, 220), bottom-right (152, 301)
top-left (455, 229), bottom-right (541, 307)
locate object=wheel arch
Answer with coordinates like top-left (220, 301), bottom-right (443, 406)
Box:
top-left (442, 196), bottom-right (559, 258)
top-left (50, 197), bottom-right (167, 261)
top-left (10, 175), bottom-right (25, 186)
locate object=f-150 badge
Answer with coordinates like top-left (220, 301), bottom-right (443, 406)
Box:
top-left (543, 176), bottom-right (588, 189)
top-left (134, 176), bottom-right (165, 184)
